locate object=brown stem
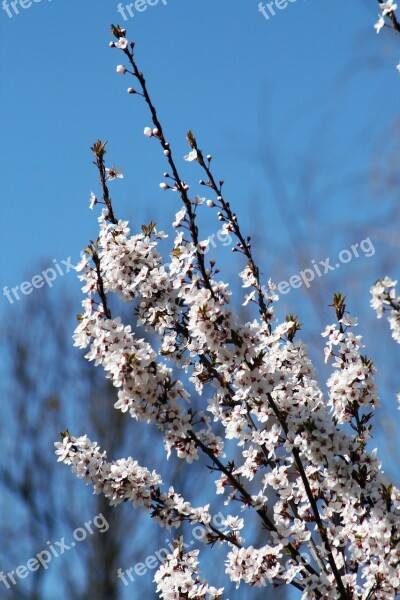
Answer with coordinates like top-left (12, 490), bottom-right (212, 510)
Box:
top-left (188, 430), bottom-right (320, 586)
top-left (122, 47), bottom-right (218, 305)
top-left (195, 148), bottom-right (272, 328)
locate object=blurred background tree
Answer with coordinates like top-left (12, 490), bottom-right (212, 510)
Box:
top-left (0, 278), bottom-right (287, 599)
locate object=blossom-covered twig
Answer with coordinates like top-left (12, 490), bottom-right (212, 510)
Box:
top-left (54, 25), bottom-right (400, 600)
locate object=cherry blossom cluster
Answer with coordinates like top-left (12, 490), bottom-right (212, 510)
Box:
top-left (323, 312), bottom-right (379, 423)
top-left (55, 26), bottom-right (400, 599)
top-left (371, 278), bottom-right (400, 410)
top-left (55, 432), bottom-right (214, 530)
top-left (370, 277), bottom-right (400, 343)
top-left (154, 544), bottom-right (224, 600)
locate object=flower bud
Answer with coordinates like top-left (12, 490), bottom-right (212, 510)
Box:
top-left (144, 127), bottom-right (153, 137)
top-left (159, 182), bottom-right (169, 190)
top-left (116, 65), bottom-right (127, 74)
top-left (127, 87), bottom-right (135, 94)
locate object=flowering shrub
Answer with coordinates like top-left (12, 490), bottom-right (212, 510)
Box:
top-left (55, 18), bottom-right (400, 600)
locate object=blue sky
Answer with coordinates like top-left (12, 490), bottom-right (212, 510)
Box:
top-left (1, 0), bottom-right (399, 302)
top-left (2, 0), bottom-right (400, 394)
top-left (1, 1), bottom-right (400, 598)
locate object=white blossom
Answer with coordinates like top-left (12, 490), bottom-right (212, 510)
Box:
top-left (105, 165), bottom-right (124, 180)
top-left (374, 15), bottom-right (385, 33)
top-left (89, 191), bottom-right (97, 209)
top-left (184, 149), bottom-right (198, 162)
top-left (380, 0), bottom-right (398, 15)
top-left (115, 37), bottom-right (129, 50)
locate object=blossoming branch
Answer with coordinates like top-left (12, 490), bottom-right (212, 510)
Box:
top-left (55, 25), bottom-right (400, 600)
